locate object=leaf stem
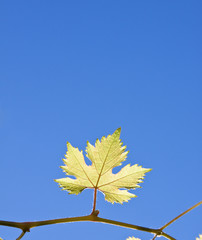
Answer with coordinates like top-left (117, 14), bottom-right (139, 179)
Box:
top-left (91, 188), bottom-right (98, 214)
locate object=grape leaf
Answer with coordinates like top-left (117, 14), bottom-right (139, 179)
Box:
top-left (196, 235), bottom-right (202, 240)
top-left (126, 237), bottom-right (140, 240)
top-left (55, 128), bottom-right (151, 204)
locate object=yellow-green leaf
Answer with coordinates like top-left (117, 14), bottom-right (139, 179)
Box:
top-left (55, 128), bottom-right (151, 204)
top-left (126, 237), bottom-right (141, 240)
top-left (196, 234), bottom-right (202, 240)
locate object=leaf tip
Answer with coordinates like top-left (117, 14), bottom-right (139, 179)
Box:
top-left (66, 141), bottom-right (71, 148)
top-left (115, 127), bottom-right (121, 135)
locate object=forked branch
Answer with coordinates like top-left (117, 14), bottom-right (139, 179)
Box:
top-left (152, 201), bottom-right (202, 240)
top-left (0, 201), bottom-right (201, 240)
top-left (160, 201), bottom-right (202, 230)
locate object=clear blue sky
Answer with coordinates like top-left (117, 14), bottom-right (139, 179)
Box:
top-left (0, 1), bottom-right (201, 240)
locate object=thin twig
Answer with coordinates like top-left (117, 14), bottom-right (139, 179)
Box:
top-left (16, 231), bottom-right (26, 240)
top-left (152, 234), bottom-right (158, 240)
top-left (160, 201), bottom-right (202, 230)
top-left (151, 201), bottom-right (202, 240)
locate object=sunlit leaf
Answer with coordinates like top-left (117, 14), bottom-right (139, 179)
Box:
top-left (196, 234), bottom-right (202, 240)
top-left (55, 128), bottom-right (151, 204)
top-left (126, 237), bottom-right (141, 240)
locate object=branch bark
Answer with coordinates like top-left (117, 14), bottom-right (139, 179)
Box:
top-left (0, 201), bottom-right (201, 240)
top-left (0, 215), bottom-right (174, 240)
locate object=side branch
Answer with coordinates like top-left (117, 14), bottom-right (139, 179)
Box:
top-left (160, 201), bottom-right (202, 230)
top-left (16, 231), bottom-right (26, 240)
top-left (152, 201), bottom-right (202, 240)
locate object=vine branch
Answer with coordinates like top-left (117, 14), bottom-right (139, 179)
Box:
top-left (0, 215), bottom-right (173, 240)
top-left (0, 201), bottom-right (201, 240)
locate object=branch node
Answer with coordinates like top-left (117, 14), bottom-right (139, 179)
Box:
top-left (20, 222), bottom-right (31, 232)
top-left (91, 210), bottom-right (100, 217)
